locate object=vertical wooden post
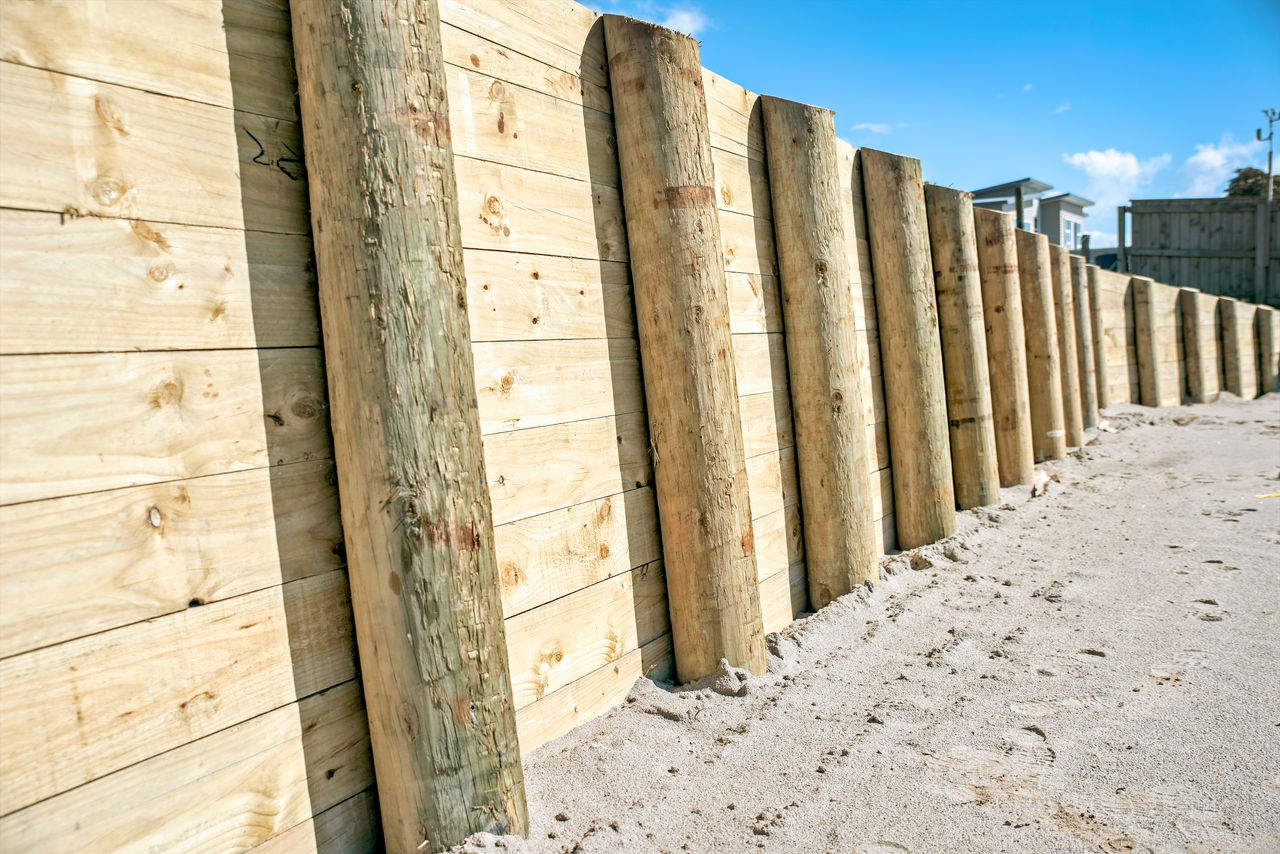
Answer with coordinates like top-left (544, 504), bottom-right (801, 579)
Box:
top-left (1258, 305), bottom-right (1280, 393)
top-left (860, 148), bottom-right (956, 549)
top-left (1132, 276), bottom-right (1164, 406)
top-left (1117, 206), bottom-right (1128, 273)
top-left (1086, 265), bottom-right (1110, 410)
top-left (760, 97), bottom-right (878, 605)
top-left (1048, 244), bottom-right (1084, 445)
top-left (1014, 185), bottom-right (1025, 230)
top-left (1070, 255), bottom-right (1099, 429)
top-left (1179, 288), bottom-right (1215, 403)
top-left (290, 3), bottom-right (526, 850)
top-left (1015, 229), bottom-right (1067, 461)
top-left (973, 207), bottom-right (1035, 487)
top-left (924, 185), bottom-right (1000, 508)
top-left (602, 16), bottom-right (766, 682)
top-left (1219, 297), bottom-right (1259, 399)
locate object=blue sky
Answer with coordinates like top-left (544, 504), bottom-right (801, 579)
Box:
top-left (601, 0), bottom-right (1280, 245)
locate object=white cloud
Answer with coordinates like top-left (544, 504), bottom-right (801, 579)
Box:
top-left (1054, 101), bottom-right (1070, 115)
top-left (661, 7), bottom-right (710, 35)
top-left (1021, 83), bottom-right (1033, 93)
top-left (1063, 148), bottom-right (1172, 212)
top-left (1176, 134), bottom-right (1264, 197)
top-left (852, 122), bottom-right (893, 134)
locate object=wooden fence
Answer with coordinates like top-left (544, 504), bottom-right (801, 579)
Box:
top-left (1, 1), bottom-right (1278, 852)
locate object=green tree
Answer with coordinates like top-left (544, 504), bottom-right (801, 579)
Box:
top-left (1225, 166), bottom-right (1280, 196)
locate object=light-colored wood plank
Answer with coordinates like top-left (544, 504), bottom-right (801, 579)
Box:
top-left (712, 146), bottom-right (772, 220)
top-left (0, 460), bottom-right (342, 659)
top-left (0, 680), bottom-right (371, 853)
top-left (720, 208), bottom-right (778, 277)
top-left (249, 790), bottom-right (379, 854)
top-left (726, 271), bottom-right (784, 334)
top-left (1179, 288), bottom-right (1221, 403)
top-left (495, 487), bottom-right (661, 619)
top-left (744, 445), bottom-right (799, 521)
top-left (732, 332), bottom-right (790, 399)
top-left (483, 412), bottom-right (651, 526)
top-left (0, 0), bottom-right (299, 121)
top-left (455, 155), bottom-right (627, 262)
top-left (0, 347), bottom-right (331, 505)
top-left (504, 561), bottom-right (669, 709)
top-left (753, 503), bottom-right (804, 583)
top-left (737, 390), bottom-right (796, 459)
top-left (0, 61), bottom-right (308, 234)
top-left (759, 561), bottom-right (807, 636)
top-left (0, 568), bottom-right (356, 814)
top-left (473, 338), bottom-right (642, 434)
top-left (702, 69), bottom-right (765, 161)
top-left (463, 250), bottom-right (633, 342)
top-left (0, 210), bottom-right (318, 354)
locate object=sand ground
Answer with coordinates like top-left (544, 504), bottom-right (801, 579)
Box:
top-left (458, 393), bottom-right (1280, 854)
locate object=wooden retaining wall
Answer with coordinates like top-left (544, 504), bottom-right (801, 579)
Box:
top-left (2, 1), bottom-right (1276, 851)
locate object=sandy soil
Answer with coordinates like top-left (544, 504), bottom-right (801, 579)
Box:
top-left (458, 393), bottom-right (1280, 854)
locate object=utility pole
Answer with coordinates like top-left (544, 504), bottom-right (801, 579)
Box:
top-left (1257, 108), bottom-right (1277, 304)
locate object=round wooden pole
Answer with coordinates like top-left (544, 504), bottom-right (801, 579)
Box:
top-left (1048, 244), bottom-right (1084, 446)
top-left (1069, 255), bottom-right (1099, 429)
top-left (1014, 229), bottom-right (1067, 461)
top-left (290, 2), bottom-right (526, 850)
top-left (923, 185), bottom-right (1000, 509)
top-left (602, 16), bottom-right (766, 682)
top-left (1085, 265), bottom-right (1110, 410)
top-left (860, 148), bottom-right (956, 549)
top-left (760, 97), bottom-right (878, 604)
top-left (1255, 305), bottom-right (1279, 393)
top-left (972, 208), bottom-right (1035, 487)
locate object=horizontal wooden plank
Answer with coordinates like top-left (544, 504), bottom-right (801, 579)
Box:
top-left (721, 208), bottom-right (778, 277)
top-left (712, 147), bottom-right (771, 220)
top-left (759, 560), bottom-right (808, 635)
top-left (455, 155), bottom-right (627, 261)
top-left (0, 568), bottom-right (356, 814)
top-left (483, 411), bottom-right (651, 526)
top-left (0, 61), bottom-right (308, 233)
top-left (249, 789), bottom-right (379, 854)
top-left (0, 0), bottom-right (299, 121)
top-left (505, 561), bottom-right (669, 709)
top-left (464, 250), bottom-right (633, 342)
top-left (0, 210), bottom-right (318, 354)
top-left (446, 63), bottom-right (617, 186)
top-left (0, 459), bottom-right (342, 659)
top-left (496, 486), bottom-right (661, 618)
top-left (745, 446), bottom-right (799, 521)
top-left (473, 338), bottom-right (642, 434)
top-left (738, 389), bottom-right (796, 459)
top-left (0, 347), bottom-right (331, 505)
top-left (753, 503), bottom-right (804, 582)
top-left (702, 69), bottom-right (765, 161)
top-left (440, 21), bottom-right (612, 114)
top-left (726, 271), bottom-right (784, 334)
top-left (1129, 247), bottom-right (1260, 260)
top-left (732, 332), bottom-right (789, 398)
top-left (0, 680), bottom-right (371, 852)
top-left (515, 632), bottom-right (673, 754)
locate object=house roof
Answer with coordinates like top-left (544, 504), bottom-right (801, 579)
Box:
top-left (1041, 192), bottom-right (1094, 208)
top-left (971, 177), bottom-right (1053, 198)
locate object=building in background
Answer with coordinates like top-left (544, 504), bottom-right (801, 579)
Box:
top-left (971, 178), bottom-right (1094, 251)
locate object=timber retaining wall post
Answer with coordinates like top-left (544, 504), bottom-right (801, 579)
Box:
top-left (1015, 230), bottom-right (1067, 461)
top-left (1049, 244), bottom-right (1084, 445)
top-left (1070, 255), bottom-right (1099, 428)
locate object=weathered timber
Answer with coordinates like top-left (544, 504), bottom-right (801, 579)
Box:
top-left (860, 149), bottom-right (956, 548)
top-left (1257, 305), bottom-right (1280, 393)
top-left (1179, 288), bottom-right (1220, 403)
top-left (1219, 297), bottom-right (1258, 398)
top-left (602, 15), bottom-right (766, 681)
top-left (1086, 265), bottom-right (1110, 409)
top-left (1014, 230), bottom-right (1067, 460)
top-left (1048, 244), bottom-right (1084, 446)
top-left (289, 2), bottom-right (527, 850)
top-left (972, 208), bottom-right (1035, 486)
top-left (923, 185), bottom-right (1000, 509)
top-left (1069, 255), bottom-right (1099, 429)
top-left (760, 96), bottom-right (877, 604)
top-left (1132, 276), bottom-right (1181, 407)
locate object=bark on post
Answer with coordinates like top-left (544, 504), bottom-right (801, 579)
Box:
top-left (290, 3), bottom-right (526, 850)
top-left (973, 208), bottom-right (1035, 487)
top-left (760, 97), bottom-right (878, 604)
top-left (1015, 229), bottom-right (1067, 461)
top-left (1179, 288), bottom-right (1218, 403)
top-left (860, 149), bottom-right (956, 549)
top-left (1070, 255), bottom-right (1099, 429)
top-left (602, 16), bottom-right (766, 682)
top-left (1086, 265), bottom-right (1110, 410)
top-left (923, 185), bottom-right (1000, 509)
top-left (1049, 244), bottom-right (1084, 446)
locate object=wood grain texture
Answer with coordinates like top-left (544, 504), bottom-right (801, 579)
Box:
top-left (1069, 255), bottom-right (1099, 429)
top-left (1132, 277), bottom-right (1182, 407)
top-left (0, 347), bottom-right (330, 505)
top-left (923, 185), bottom-right (1000, 509)
top-left (1048, 245), bottom-right (1084, 446)
top-left (1219, 298), bottom-right (1258, 398)
top-left (603, 15), bottom-right (765, 681)
top-left (1255, 305), bottom-right (1279, 394)
top-left (249, 790), bottom-right (380, 854)
top-left (290, 1), bottom-right (527, 847)
top-left (1014, 230), bottom-right (1066, 460)
top-left (973, 208), bottom-right (1035, 486)
top-left (860, 148), bottom-right (955, 549)
top-left (1179, 288), bottom-right (1222, 403)
top-left (1089, 266), bottom-right (1140, 407)
top-left (761, 96), bottom-right (877, 603)
top-left (1086, 265), bottom-right (1110, 409)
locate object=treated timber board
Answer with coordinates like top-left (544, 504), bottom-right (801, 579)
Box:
top-left (0, 681), bottom-right (371, 853)
top-left (495, 486), bottom-right (661, 619)
top-left (0, 0), bottom-right (299, 121)
top-left (0, 61), bottom-right (308, 234)
top-left (0, 459), bottom-right (343, 659)
top-left (504, 561), bottom-right (669, 709)
top-left (473, 338), bottom-right (642, 434)
top-left (732, 332), bottom-right (790, 398)
top-left (738, 390), bottom-right (797, 459)
top-left (726, 271), bottom-right (784, 334)
top-left (753, 503), bottom-right (805, 583)
top-left (702, 69), bottom-right (765, 161)
top-left (0, 569), bottom-right (356, 814)
top-left (248, 790), bottom-right (379, 854)
top-left (720, 208), bottom-right (778, 277)
top-left (483, 412), bottom-right (651, 526)
top-left (759, 561), bottom-right (807, 636)
top-left (0, 347), bottom-right (331, 505)
top-left (712, 147), bottom-right (772, 220)
top-left (744, 446), bottom-right (800, 521)
top-left (0, 210), bottom-right (319, 354)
